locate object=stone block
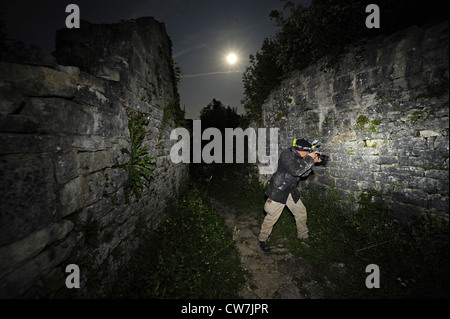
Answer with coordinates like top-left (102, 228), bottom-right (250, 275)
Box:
top-left (380, 164), bottom-right (424, 177)
top-left (424, 169), bottom-right (449, 181)
top-left (57, 65), bottom-right (80, 77)
top-left (0, 115), bottom-right (38, 133)
top-left (0, 235), bottom-right (77, 298)
top-left (419, 130), bottom-right (440, 138)
top-left (398, 154), bottom-right (442, 170)
top-left (59, 177), bottom-right (82, 217)
top-left (22, 98), bottom-right (95, 135)
top-left (429, 194), bottom-right (449, 213)
top-left (83, 171), bottom-right (110, 207)
top-left (391, 188), bottom-right (430, 209)
top-left (71, 136), bottom-right (113, 152)
top-left (0, 220), bottom-right (73, 277)
top-left (74, 71), bottom-right (106, 93)
top-left (335, 178), bottom-right (358, 191)
top-left (409, 176), bottom-right (439, 193)
top-left (95, 64), bottom-right (120, 82)
top-left (92, 112), bottom-right (128, 138)
top-left (387, 201), bottom-right (424, 222)
top-left (376, 156), bottom-right (400, 165)
top-left (78, 150), bottom-right (110, 174)
top-left (330, 169), bottom-right (348, 178)
top-left (0, 157), bottom-right (57, 246)
top-left (315, 174), bottom-right (336, 188)
top-left (356, 180), bottom-right (376, 191)
top-left (54, 151), bottom-right (80, 184)
top-left (59, 170), bottom-right (110, 218)
top-left (0, 62), bottom-right (76, 98)
top-left (374, 172), bottom-right (410, 188)
top-left (74, 84), bottom-right (110, 108)
top-left (0, 82), bottom-right (26, 115)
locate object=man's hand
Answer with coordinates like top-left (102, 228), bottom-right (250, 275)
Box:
top-left (307, 152), bottom-right (322, 163)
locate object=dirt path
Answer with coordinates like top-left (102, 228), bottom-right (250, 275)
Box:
top-left (212, 199), bottom-right (324, 299)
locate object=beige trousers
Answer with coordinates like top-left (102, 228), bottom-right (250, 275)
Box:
top-left (258, 194), bottom-right (309, 242)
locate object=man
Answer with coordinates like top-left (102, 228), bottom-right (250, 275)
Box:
top-left (258, 138), bottom-right (322, 252)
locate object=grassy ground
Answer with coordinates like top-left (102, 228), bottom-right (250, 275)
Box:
top-left (272, 187), bottom-right (449, 298)
top-left (110, 163), bottom-right (448, 299)
top-left (109, 180), bottom-right (246, 298)
top-left (206, 163), bottom-right (449, 299)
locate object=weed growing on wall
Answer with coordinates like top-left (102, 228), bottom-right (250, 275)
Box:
top-left (356, 115), bottom-right (382, 132)
top-left (119, 107), bottom-right (156, 203)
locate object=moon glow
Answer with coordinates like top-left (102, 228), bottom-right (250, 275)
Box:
top-left (226, 53), bottom-right (237, 65)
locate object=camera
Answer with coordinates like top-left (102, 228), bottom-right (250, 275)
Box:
top-left (310, 140), bottom-right (327, 163)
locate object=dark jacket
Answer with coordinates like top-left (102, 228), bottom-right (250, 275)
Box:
top-left (265, 147), bottom-right (315, 204)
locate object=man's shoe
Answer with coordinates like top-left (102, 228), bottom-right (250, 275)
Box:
top-left (300, 236), bottom-right (316, 247)
top-left (259, 240), bottom-right (270, 252)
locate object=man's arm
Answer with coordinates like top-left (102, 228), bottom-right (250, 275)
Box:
top-left (279, 150), bottom-right (315, 177)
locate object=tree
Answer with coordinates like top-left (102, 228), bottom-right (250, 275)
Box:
top-left (242, 0), bottom-right (449, 121)
top-left (200, 98), bottom-right (241, 131)
top-left (241, 38), bottom-right (283, 124)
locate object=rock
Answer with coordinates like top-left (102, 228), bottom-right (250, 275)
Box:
top-left (0, 115), bottom-right (38, 133)
top-left (0, 220), bottom-right (73, 276)
top-left (419, 130), bottom-right (440, 138)
top-left (0, 62), bottom-right (76, 98)
top-left (0, 157), bottom-right (57, 247)
top-left (0, 17), bottom-right (187, 298)
top-left (258, 21), bottom-right (449, 220)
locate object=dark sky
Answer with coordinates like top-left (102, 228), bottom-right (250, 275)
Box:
top-left (0, 0), bottom-right (311, 119)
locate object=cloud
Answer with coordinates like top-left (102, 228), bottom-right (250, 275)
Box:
top-left (173, 43), bottom-right (208, 58)
top-left (181, 70), bottom-right (243, 78)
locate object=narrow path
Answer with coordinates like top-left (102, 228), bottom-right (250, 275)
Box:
top-left (212, 199), bottom-right (323, 299)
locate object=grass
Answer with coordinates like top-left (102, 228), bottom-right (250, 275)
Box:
top-left (108, 181), bottom-right (246, 298)
top-left (205, 163), bottom-right (449, 299)
top-left (204, 162), bottom-right (267, 211)
top-left (109, 162), bottom-right (448, 299)
top-left (269, 187), bottom-right (449, 298)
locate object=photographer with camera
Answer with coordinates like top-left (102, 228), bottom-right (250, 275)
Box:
top-left (258, 138), bottom-right (323, 252)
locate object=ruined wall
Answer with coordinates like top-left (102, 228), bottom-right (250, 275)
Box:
top-left (260, 21), bottom-right (449, 221)
top-left (0, 17), bottom-right (188, 298)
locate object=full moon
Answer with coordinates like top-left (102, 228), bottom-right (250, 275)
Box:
top-left (226, 53), bottom-right (237, 65)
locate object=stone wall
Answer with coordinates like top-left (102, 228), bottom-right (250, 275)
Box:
top-left (259, 21), bottom-right (449, 221)
top-left (0, 17), bottom-right (188, 298)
